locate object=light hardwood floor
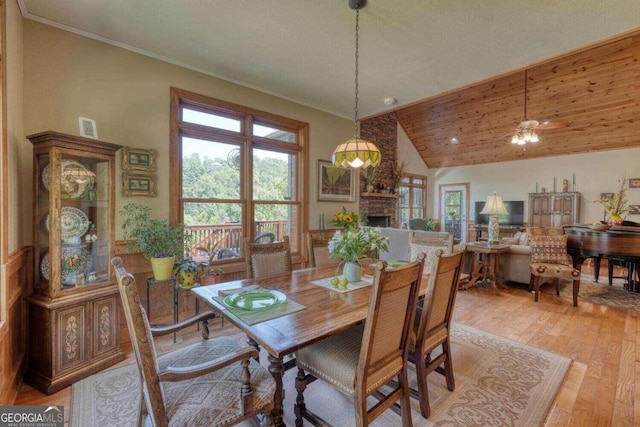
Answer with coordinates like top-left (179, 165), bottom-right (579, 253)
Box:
top-left (14, 265), bottom-right (639, 426)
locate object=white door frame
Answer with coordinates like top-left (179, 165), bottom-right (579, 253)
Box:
top-left (438, 183), bottom-right (469, 243)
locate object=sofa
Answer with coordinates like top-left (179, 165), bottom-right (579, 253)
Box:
top-left (500, 231), bottom-right (531, 285)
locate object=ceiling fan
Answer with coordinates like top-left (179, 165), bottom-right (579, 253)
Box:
top-left (508, 70), bottom-right (566, 146)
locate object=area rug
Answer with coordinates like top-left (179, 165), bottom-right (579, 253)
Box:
top-left (557, 273), bottom-right (640, 312)
top-left (70, 323), bottom-right (571, 427)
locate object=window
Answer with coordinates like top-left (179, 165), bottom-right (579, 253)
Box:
top-left (398, 173), bottom-right (427, 226)
top-left (170, 88), bottom-right (308, 264)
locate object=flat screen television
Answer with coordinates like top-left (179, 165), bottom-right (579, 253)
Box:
top-left (474, 200), bottom-right (524, 226)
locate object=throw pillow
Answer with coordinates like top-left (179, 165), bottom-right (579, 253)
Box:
top-left (518, 232), bottom-right (529, 246)
top-left (529, 234), bottom-right (568, 264)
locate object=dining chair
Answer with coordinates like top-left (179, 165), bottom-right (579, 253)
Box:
top-left (294, 255), bottom-right (425, 427)
top-left (244, 235), bottom-right (292, 279)
top-left (410, 250), bottom-right (463, 418)
top-left (111, 257), bottom-right (276, 427)
top-left (305, 232), bottom-right (340, 268)
top-left (527, 227), bottom-right (581, 306)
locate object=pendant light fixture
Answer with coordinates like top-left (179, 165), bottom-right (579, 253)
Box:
top-left (332, 0), bottom-right (381, 169)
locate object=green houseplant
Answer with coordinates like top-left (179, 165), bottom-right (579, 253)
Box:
top-left (195, 243), bottom-right (224, 285)
top-left (173, 256), bottom-right (202, 288)
top-left (120, 203), bottom-right (192, 280)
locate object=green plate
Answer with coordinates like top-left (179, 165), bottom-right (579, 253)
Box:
top-left (223, 290), bottom-right (286, 311)
top-left (387, 260), bottom-right (410, 268)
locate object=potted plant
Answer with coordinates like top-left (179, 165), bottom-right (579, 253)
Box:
top-left (173, 256), bottom-right (202, 288)
top-left (195, 243), bottom-right (224, 285)
top-left (120, 203), bottom-right (192, 280)
top-left (361, 167), bottom-right (378, 193)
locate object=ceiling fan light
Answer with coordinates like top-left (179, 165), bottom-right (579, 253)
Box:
top-left (531, 132), bottom-right (539, 143)
top-left (511, 134), bottom-right (519, 144)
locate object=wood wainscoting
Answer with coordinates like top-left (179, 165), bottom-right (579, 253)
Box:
top-left (0, 247), bottom-right (33, 405)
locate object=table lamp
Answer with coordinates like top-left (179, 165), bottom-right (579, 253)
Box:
top-left (480, 192), bottom-right (509, 243)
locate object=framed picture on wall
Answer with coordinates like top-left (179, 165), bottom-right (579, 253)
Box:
top-left (629, 205), bottom-right (640, 215)
top-left (628, 178), bottom-right (640, 188)
top-left (78, 117), bottom-right (98, 139)
top-left (317, 159), bottom-right (356, 202)
top-left (122, 147), bottom-right (157, 172)
top-left (122, 173), bottom-right (157, 197)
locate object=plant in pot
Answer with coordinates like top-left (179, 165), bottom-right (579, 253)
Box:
top-left (173, 256), bottom-right (203, 289)
top-left (120, 203), bottom-right (192, 281)
top-left (195, 243), bottom-right (224, 285)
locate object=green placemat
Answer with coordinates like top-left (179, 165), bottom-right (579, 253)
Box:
top-left (213, 291), bottom-right (305, 325)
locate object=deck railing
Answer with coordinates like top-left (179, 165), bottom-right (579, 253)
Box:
top-left (185, 220), bottom-right (288, 258)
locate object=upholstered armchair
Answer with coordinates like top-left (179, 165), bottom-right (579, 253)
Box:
top-left (527, 227), bottom-right (581, 306)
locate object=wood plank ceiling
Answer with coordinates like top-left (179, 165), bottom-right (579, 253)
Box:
top-left (393, 32), bottom-right (640, 168)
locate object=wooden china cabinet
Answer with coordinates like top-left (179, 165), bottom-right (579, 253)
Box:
top-left (25, 131), bottom-right (125, 394)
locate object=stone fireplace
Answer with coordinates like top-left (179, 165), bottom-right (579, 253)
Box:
top-left (359, 113), bottom-right (399, 228)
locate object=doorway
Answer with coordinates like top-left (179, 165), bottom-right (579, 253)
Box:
top-left (439, 183), bottom-right (469, 243)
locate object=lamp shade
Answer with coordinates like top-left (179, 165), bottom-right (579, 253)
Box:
top-left (480, 193), bottom-right (509, 215)
top-left (332, 138), bottom-right (382, 169)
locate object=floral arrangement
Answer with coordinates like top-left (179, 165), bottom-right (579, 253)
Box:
top-left (360, 167), bottom-right (379, 186)
top-left (332, 207), bottom-right (360, 230)
top-left (596, 177), bottom-right (628, 218)
top-left (328, 228), bottom-right (389, 263)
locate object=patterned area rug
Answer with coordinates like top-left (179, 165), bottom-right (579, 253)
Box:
top-left (70, 323), bottom-right (571, 427)
top-left (556, 273), bottom-right (640, 311)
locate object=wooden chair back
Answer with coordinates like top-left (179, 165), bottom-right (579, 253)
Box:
top-left (355, 256), bottom-right (425, 424)
top-left (244, 235), bottom-right (292, 278)
top-left (415, 251), bottom-right (463, 348)
top-left (305, 233), bottom-right (340, 268)
top-left (412, 250), bottom-right (463, 417)
top-left (112, 257), bottom-right (167, 426)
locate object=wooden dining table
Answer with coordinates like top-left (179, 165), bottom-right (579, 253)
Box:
top-left (192, 263), bottom-right (429, 427)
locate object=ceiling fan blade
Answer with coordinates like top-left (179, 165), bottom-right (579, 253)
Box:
top-left (536, 121), bottom-right (567, 130)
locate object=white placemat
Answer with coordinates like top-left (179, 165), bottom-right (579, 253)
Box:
top-left (310, 275), bottom-right (374, 293)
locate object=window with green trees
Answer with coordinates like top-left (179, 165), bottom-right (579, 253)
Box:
top-left (170, 88), bottom-right (308, 263)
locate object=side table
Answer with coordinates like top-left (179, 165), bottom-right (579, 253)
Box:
top-left (463, 242), bottom-right (511, 294)
top-left (146, 277), bottom-right (200, 343)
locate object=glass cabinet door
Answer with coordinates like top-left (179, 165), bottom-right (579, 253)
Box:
top-left (35, 151), bottom-right (112, 293)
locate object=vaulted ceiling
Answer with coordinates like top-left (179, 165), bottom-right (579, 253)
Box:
top-left (393, 33), bottom-right (640, 168)
top-left (19, 1), bottom-right (640, 167)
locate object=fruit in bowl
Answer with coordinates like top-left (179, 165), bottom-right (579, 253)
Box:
top-left (588, 223), bottom-right (610, 231)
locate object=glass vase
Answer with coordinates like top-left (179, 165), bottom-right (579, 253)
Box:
top-left (343, 261), bottom-right (362, 283)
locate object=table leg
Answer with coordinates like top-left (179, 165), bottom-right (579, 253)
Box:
top-left (491, 253), bottom-right (506, 294)
top-left (470, 253), bottom-right (482, 286)
top-left (268, 354), bottom-right (285, 427)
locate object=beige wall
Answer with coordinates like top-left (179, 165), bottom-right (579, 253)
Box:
top-left (398, 125), bottom-right (640, 226)
top-left (22, 20), bottom-right (354, 240)
top-left (7, 0), bottom-right (25, 252)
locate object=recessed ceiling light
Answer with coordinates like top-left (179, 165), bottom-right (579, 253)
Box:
top-left (450, 137), bottom-right (459, 144)
top-left (383, 97), bottom-right (397, 106)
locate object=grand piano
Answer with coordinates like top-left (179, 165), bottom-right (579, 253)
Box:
top-left (565, 224), bottom-right (640, 292)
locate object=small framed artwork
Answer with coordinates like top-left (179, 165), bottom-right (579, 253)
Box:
top-left (600, 193), bottom-right (614, 202)
top-left (122, 173), bottom-right (157, 197)
top-left (78, 117), bottom-right (98, 139)
top-left (317, 159), bottom-right (356, 202)
top-left (629, 205), bottom-right (640, 215)
top-left (628, 178), bottom-right (640, 188)
top-left (122, 147), bottom-right (157, 172)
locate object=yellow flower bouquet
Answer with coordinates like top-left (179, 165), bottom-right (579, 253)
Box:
top-left (332, 207), bottom-right (360, 230)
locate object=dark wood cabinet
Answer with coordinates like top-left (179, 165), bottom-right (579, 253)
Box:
top-left (25, 131), bottom-right (125, 394)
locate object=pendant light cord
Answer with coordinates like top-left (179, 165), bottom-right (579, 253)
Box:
top-left (523, 69), bottom-right (528, 120)
top-left (353, 8), bottom-right (360, 138)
